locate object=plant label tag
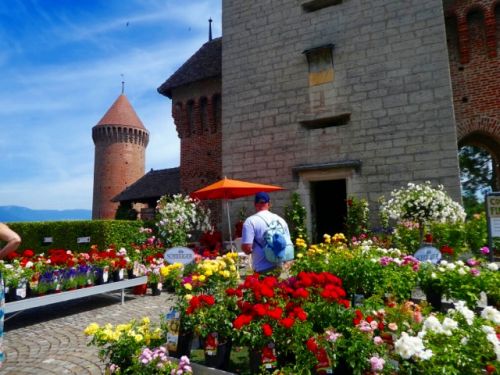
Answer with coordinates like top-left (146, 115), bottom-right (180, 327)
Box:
top-left (17, 287), bottom-right (26, 298)
top-left (165, 309), bottom-right (181, 353)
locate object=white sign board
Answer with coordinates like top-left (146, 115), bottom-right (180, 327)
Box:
top-left (164, 247), bottom-right (195, 265)
top-left (487, 195), bottom-right (500, 237)
top-left (77, 236), bottom-right (91, 244)
top-left (43, 237), bottom-right (53, 243)
top-left (414, 246), bottom-right (442, 264)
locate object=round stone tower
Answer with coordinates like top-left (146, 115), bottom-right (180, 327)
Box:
top-left (92, 94), bottom-right (149, 219)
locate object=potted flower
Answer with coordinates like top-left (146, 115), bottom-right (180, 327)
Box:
top-left (380, 181), bottom-right (465, 246)
top-left (160, 262), bottom-right (183, 292)
top-left (128, 347), bottom-right (193, 374)
top-left (60, 267), bottom-right (78, 291)
top-left (184, 290), bottom-right (237, 370)
top-left (395, 301), bottom-right (500, 374)
top-left (156, 193), bottom-right (212, 248)
top-left (84, 317), bottom-right (165, 372)
top-left (418, 262), bottom-right (447, 311)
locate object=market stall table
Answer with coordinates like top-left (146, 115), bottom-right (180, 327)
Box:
top-left (5, 276), bottom-right (148, 315)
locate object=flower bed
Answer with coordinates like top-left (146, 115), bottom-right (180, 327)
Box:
top-left (83, 185), bottom-right (500, 373)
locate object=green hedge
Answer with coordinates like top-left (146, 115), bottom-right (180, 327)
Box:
top-left (1, 220), bottom-right (154, 254)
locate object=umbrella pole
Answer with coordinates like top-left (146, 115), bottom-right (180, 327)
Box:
top-left (226, 200), bottom-right (234, 251)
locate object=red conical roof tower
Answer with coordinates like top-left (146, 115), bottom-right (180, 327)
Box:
top-left (92, 93), bottom-right (149, 219)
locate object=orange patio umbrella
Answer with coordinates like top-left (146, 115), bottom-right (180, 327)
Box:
top-left (190, 177), bottom-right (284, 247)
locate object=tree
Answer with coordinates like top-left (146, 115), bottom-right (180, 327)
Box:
top-left (458, 145), bottom-right (494, 216)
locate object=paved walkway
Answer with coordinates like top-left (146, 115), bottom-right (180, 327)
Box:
top-left (3, 290), bottom-right (177, 374)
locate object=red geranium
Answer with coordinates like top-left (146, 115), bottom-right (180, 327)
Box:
top-left (262, 323), bottom-right (273, 336)
top-left (23, 249), bottom-right (34, 258)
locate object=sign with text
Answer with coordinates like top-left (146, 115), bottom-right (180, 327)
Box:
top-left (42, 237), bottom-right (53, 244)
top-left (164, 247), bottom-right (195, 265)
top-left (77, 236), bottom-right (91, 244)
top-left (486, 193), bottom-right (500, 237)
top-left (414, 245), bottom-right (442, 264)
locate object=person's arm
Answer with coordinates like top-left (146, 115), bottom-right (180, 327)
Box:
top-left (241, 219), bottom-right (254, 255)
top-left (0, 223), bottom-right (21, 259)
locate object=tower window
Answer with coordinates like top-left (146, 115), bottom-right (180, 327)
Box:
top-left (303, 44), bottom-right (335, 86)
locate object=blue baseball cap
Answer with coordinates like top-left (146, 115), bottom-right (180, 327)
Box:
top-left (254, 192), bottom-right (270, 204)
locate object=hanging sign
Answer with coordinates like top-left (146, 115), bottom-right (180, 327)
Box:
top-left (164, 247), bottom-right (195, 265)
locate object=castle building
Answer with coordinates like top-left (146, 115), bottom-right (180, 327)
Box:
top-left (92, 93), bottom-right (149, 219)
top-left (153, 0), bottom-right (499, 240)
top-left (158, 35), bottom-right (223, 223)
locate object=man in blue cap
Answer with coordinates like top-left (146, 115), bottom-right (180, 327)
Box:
top-left (241, 192), bottom-right (292, 273)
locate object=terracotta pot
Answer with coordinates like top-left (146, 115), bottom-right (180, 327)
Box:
top-left (132, 283), bottom-right (147, 295)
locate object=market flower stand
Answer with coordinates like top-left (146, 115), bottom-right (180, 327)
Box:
top-left (5, 276), bottom-right (148, 315)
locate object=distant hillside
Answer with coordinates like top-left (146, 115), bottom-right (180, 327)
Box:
top-left (0, 206), bottom-right (92, 222)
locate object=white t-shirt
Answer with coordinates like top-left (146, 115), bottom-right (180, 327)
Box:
top-left (241, 210), bottom-right (291, 272)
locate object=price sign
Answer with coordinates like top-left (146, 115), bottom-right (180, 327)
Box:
top-left (486, 194), bottom-right (500, 237)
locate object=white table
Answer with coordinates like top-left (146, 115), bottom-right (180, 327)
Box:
top-left (5, 276), bottom-right (148, 314)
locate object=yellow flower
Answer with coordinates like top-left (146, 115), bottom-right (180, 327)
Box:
top-left (102, 328), bottom-right (114, 341)
top-left (229, 265), bottom-right (236, 272)
top-left (142, 317), bottom-right (150, 325)
top-left (323, 234), bottom-right (331, 244)
top-left (184, 283), bottom-right (193, 291)
top-left (332, 233), bottom-right (346, 242)
top-left (84, 323), bottom-right (100, 336)
top-left (204, 269), bottom-right (213, 276)
top-left (134, 334), bottom-right (144, 343)
top-left (185, 294), bottom-right (193, 301)
top-left (297, 253), bottom-right (304, 258)
top-left (198, 275), bottom-right (206, 282)
top-left (160, 266), bottom-right (170, 277)
top-left (152, 328), bottom-right (163, 339)
top-left (116, 323), bottom-right (131, 332)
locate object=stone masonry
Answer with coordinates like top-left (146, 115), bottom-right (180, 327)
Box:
top-left (222, 0), bottom-right (462, 221)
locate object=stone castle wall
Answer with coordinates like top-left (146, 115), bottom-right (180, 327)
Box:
top-left (221, 0), bottom-right (462, 217)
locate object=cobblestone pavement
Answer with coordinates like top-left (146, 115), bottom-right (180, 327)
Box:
top-left (2, 290), bottom-right (177, 375)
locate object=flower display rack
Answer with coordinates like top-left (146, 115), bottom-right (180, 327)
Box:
top-left (5, 276), bottom-right (147, 315)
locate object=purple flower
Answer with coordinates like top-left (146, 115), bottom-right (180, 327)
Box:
top-left (466, 258), bottom-right (479, 267)
top-left (380, 256), bottom-right (393, 266)
top-left (480, 246), bottom-right (490, 255)
top-left (470, 268), bottom-right (480, 277)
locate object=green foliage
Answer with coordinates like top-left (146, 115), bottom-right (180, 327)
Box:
top-left (459, 145), bottom-right (495, 198)
top-left (392, 224), bottom-right (420, 253)
top-left (5, 220), bottom-right (146, 253)
top-left (284, 192), bottom-right (309, 244)
top-left (429, 221), bottom-right (467, 256)
top-left (115, 203), bottom-right (138, 220)
top-left (345, 196), bottom-right (369, 239)
top-left (464, 212), bottom-right (489, 253)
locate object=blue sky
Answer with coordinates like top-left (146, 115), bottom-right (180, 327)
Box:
top-left (0, 0), bottom-right (221, 210)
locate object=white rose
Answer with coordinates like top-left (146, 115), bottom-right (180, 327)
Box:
top-left (487, 263), bottom-right (499, 271)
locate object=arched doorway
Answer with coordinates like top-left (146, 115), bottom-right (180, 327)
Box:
top-left (458, 121), bottom-right (500, 215)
